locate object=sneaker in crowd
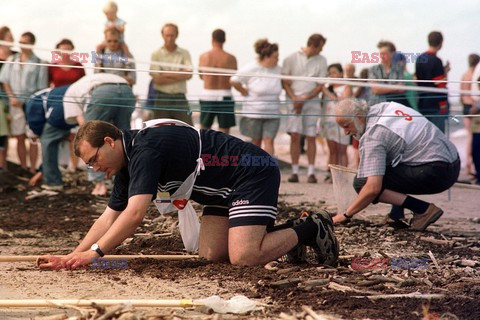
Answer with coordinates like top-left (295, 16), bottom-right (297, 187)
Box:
top-left (307, 174), bottom-right (317, 184)
top-left (306, 211), bottom-right (339, 267)
top-left (288, 173), bottom-right (299, 183)
top-left (409, 203), bottom-right (443, 231)
top-left (41, 184), bottom-right (64, 191)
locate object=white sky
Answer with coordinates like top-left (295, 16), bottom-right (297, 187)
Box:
top-left (2, 0), bottom-right (479, 104)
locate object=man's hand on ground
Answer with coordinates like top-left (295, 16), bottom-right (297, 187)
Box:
top-left (61, 251), bottom-right (98, 270)
top-left (36, 254), bottom-right (65, 270)
top-left (333, 212), bottom-right (349, 224)
top-left (36, 251), bottom-right (97, 270)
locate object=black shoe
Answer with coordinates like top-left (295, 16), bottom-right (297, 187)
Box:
top-left (285, 215), bottom-right (308, 263)
top-left (306, 211), bottom-right (339, 267)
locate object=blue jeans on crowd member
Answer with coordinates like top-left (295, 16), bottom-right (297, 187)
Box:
top-left (40, 123), bottom-right (70, 186)
top-left (85, 83), bottom-right (135, 182)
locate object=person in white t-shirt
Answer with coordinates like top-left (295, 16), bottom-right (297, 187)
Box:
top-left (282, 34), bottom-right (327, 183)
top-left (230, 39), bottom-right (282, 155)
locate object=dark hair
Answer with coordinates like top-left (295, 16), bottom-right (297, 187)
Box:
top-left (307, 34), bottom-right (326, 48)
top-left (377, 40), bottom-right (396, 53)
top-left (21, 31), bottom-right (35, 44)
top-left (428, 31), bottom-right (443, 47)
top-left (212, 29), bottom-right (225, 43)
top-left (0, 26), bottom-right (11, 41)
top-left (162, 23), bottom-right (179, 36)
top-left (328, 63), bottom-right (343, 74)
top-left (468, 53), bottom-right (480, 68)
top-left (56, 38), bottom-right (74, 49)
top-left (254, 39), bottom-right (278, 61)
top-left (359, 68), bottom-right (369, 80)
top-left (74, 120), bottom-right (122, 157)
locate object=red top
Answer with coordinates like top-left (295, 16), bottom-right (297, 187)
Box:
top-left (48, 62), bottom-right (85, 87)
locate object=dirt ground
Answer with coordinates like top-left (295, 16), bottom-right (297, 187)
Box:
top-left (0, 162), bottom-right (479, 320)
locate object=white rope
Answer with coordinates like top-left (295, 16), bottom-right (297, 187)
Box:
top-left (1, 59), bottom-right (479, 98)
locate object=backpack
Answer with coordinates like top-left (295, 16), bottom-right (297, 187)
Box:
top-left (25, 85), bottom-right (76, 136)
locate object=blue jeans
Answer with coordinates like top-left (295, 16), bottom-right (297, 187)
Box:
top-left (40, 123), bottom-right (70, 186)
top-left (85, 83), bottom-right (135, 182)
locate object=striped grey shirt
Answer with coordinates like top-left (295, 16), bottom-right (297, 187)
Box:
top-left (357, 103), bottom-right (458, 178)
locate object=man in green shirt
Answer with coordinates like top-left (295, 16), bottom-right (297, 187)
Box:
top-left (149, 23), bottom-right (193, 125)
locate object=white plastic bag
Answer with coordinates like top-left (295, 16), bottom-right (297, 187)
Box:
top-left (178, 202), bottom-right (200, 254)
top-left (196, 295), bottom-right (259, 314)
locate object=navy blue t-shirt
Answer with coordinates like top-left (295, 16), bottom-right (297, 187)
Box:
top-left (108, 126), bottom-right (277, 211)
top-left (415, 51), bottom-right (448, 115)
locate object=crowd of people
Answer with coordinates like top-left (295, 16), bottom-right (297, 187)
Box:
top-left (0, 1), bottom-right (477, 269)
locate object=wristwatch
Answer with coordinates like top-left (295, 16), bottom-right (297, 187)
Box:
top-left (343, 211), bottom-right (352, 221)
top-left (90, 243), bottom-right (105, 257)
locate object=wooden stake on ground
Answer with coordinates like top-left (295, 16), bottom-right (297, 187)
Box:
top-left (352, 293), bottom-right (445, 300)
top-left (0, 299), bottom-right (203, 308)
top-left (0, 255), bottom-right (198, 262)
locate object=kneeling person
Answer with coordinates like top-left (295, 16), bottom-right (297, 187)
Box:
top-left (38, 119), bottom-right (339, 269)
top-left (333, 99), bottom-right (460, 230)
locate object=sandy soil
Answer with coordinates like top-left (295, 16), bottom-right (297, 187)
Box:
top-left (0, 160), bottom-right (479, 320)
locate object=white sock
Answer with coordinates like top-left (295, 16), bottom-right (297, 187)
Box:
top-left (292, 164), bottom-right (299, 174)
top-left (308, 165), bottom-right (315, 176)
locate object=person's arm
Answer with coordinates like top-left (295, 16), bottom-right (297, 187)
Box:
top-left (332, 175), bottom-right (383, 223)
top-left (198, 53), bottom-right (208, 80)
top-left (369, 66), bottom-right (404, 95)
top-left (342, 85), bottom-right (353, 99)
top-left (230, 80), bottom-right (248, 96)
top-left (152, 50), bottom-right (192, 84)
top-left (40, 194), bottom-right (152, 270)
top-left (36, 205), bottom-right (122, 269)
top-left (72, 206), bottom-right (123, 253)
top-left (37, 63), bottom-right (49, 91)
top-left (302, 84), bottom-right (324, 101)
top-left (2, 83), bottom-right (22, 107)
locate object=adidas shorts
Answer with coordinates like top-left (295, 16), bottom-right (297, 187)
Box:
top-left (202, 165), bottom-right (280, 228)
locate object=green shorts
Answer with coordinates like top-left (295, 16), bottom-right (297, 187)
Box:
top-left (200, 97), bottom-right (236, 129)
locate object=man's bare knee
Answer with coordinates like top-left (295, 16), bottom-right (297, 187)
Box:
top-left (229, 250), bottom-right (261, 266)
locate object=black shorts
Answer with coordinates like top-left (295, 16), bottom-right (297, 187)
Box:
top-left (202, 164), bottom-right (280, 228)
top-left (200, 98), bottom-right (236, 129)
top-left (463, 103), bottom-right (472, 115)
top-left (353, 157), bottom-right (460, 203)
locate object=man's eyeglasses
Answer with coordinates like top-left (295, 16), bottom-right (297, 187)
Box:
top-left (86, 144), bottom-right (103, 169)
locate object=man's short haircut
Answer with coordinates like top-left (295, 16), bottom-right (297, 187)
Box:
top-left (21, 32), bottom-right (35, 44)
top-left (428, 31), bottom-right (443, 47)
top-left (103, 1), bottom-right (118, 13)
top-left (56, 38), bottom-right (74, 49)
top-left (105, 27), bottom-right (121, 38)
top-left (74, 120), bottom-right (122, 157)
top-left (377, 40), bottom-right (396, 53)
top-left (0, 26), bottom-right (11, 41)
top-left (468, 53), bottom-right (480, 68)
top-left (162, 23), bottom-right (179, 36)
top-left (254, 39), bottom-right (278, 61)
top-left (336, 98), bottom-right (369, 119)
top-left (212, 29), bottom-right (226, 44)
top-left (307, 34), bottom-right (326, 48)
